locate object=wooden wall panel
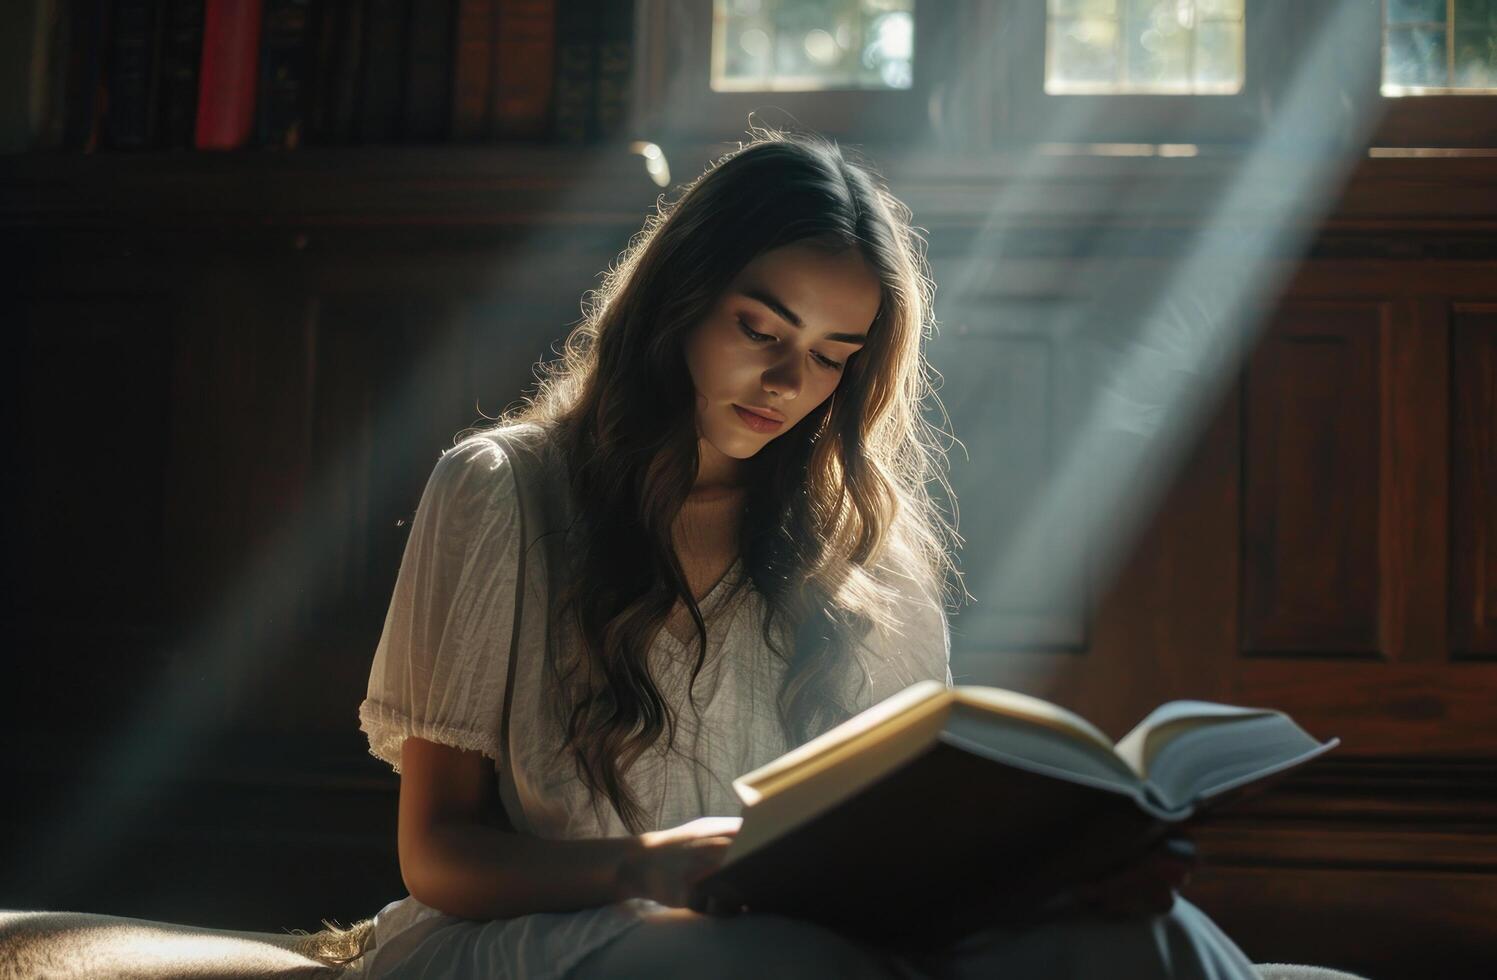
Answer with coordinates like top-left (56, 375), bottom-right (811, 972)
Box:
top-left (1241, 303), bottom-right (1386, 657)
top-left (934, 303), bottom-right (1089, 654)
top-left (1451, 308), bottom-right (1497, 659)
top-left (1239, 660), bottom-right (1497, 755)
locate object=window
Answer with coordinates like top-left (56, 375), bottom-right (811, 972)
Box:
top-left (1382, 0), bottom-right (1497, 94)
top-left (711, 0), bottom-right (917, 92)
top-left (1045, 0), bottom-right (1246, 96)
top-left (997, 0), bottom-right (1266, 146)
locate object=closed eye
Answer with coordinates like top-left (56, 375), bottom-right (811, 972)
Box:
top-left (738, 318), bottom-right (775, 343)
top-left (739, 318), bottom-right (844, 371)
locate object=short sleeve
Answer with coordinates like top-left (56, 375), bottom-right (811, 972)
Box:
top-left (358, 435), bottom-right (522, 774)
top-left (847, 559), bottom-right (955, 712)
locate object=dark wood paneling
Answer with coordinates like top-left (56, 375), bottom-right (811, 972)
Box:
top-left (1382, 297), bottom-right (1449, 665)
top-left (1451, 309), bottom-right (1497, 659)
top-left (1239, 661), bottom-right (1497, 755)
top-left (1242, 303), bottom-right (1386, 657)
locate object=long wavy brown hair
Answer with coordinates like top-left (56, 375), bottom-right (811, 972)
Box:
top-left (491, 128), bottom-right (960, 834)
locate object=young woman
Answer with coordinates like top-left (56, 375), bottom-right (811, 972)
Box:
top-left (331, 129), bottom-right (1263, 979)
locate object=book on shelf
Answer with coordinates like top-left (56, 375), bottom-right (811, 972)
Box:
top-left (307, 0), bottom-right (364, 145)
top-left (450, 0), bottom-right (495, 141)
top-left (160, 0), bottom-right (206, 149)
top-left (491, 0), bottom-right (554, 140)
top-left (195, 0), bottom-right (262, 149)
top-left (0, 0), bottom-right (68, 154)
top-left (591, 0), bottom-right (631, 142)
top-left (258, 0), bottom-right (314, 149)
top-left (692, 680), bottom-right (1341, 952)
top-left (550, 0), bottom-right (592, 144)
top-left (63, 0), bottom-right (111, 152)
top-left (103, 0), bottom-right (163, 150)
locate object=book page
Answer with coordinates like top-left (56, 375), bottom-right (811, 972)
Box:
top-left (1114, 700), bottom-right (1278, 778)
top-left (1121, 706), bottom-right (1338, 810)
top-left (732, 680), bottom-right (951, 805)
top-left (954, 687), bottom-right (1121, 764)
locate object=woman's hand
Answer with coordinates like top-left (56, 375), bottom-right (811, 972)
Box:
top-left (1070, 832), bottom-right (1197, 920)
top-left (615, 816), bottom-right (743, 913)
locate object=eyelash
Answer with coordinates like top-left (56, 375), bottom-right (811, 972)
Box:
top-left (738, 318), bottom-right (844, 370)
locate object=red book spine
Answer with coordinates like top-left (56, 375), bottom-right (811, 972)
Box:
top-left (194, 0), bottom-right (262, 149)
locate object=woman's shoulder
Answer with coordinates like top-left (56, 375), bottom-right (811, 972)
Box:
top-left (425, 421), bottom-right (572, 526)
top-left (438, 421), bottom-right (563, 482)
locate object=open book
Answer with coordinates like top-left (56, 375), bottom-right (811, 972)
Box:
top-left (692, 680), bottom-right (1339, 950)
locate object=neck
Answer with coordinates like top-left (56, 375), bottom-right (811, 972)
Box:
top-left (693, 437), bottom-right (746, 495)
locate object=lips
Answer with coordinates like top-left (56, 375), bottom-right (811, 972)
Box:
top-left (733, 404), bottom-right (785, 433)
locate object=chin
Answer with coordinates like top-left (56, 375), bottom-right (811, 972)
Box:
top-left (709, 432), bottom-right (767, 459)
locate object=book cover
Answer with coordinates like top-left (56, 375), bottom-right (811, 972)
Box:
top-left (195, 0), bottom-right (263, 149)
top-left (491, 0), bottom-right (553, 141)
top-left (307, 0), bottom-right (364, 144)
top-left (402, 0), bottom-right (453, 142)
top-left (159, 0), bottom-right (205, 149)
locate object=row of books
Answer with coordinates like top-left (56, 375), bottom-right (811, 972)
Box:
top-left (0, 0), bottom-right (634, 154)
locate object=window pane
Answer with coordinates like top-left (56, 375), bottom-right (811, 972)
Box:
top-left (1125, 0), bottom-right (1192, 89)
top-left (1387, 0), bottom-right (1447, 24)
top-left (1045, 0), bottom-right (1243, 94)
top-left (1195, 21), bottom-right (1243, 88)
top-left (711, 0), bottom-right (916, 92)
top-left (1454, 28), bottom-right (1497, 85)
top-left (1385, 26), bottom-right (1450, 87)
top-left (1049, 18), bottom-right (1121, 89)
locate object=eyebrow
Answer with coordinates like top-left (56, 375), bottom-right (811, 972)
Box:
top-left (741, 286), bottom-right (869, 346)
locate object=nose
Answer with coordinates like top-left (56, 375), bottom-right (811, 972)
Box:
top-left (762, 352), bottom-right (803, 402)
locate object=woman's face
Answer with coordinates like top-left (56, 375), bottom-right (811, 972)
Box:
top-left (684, 242), bottom-right (882, 468)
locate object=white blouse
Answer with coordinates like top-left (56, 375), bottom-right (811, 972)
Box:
top-left (353, 422), bottom-right (953, 979)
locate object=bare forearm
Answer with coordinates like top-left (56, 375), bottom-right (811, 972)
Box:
top-left (405, 821), bottom-right (644, 920)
